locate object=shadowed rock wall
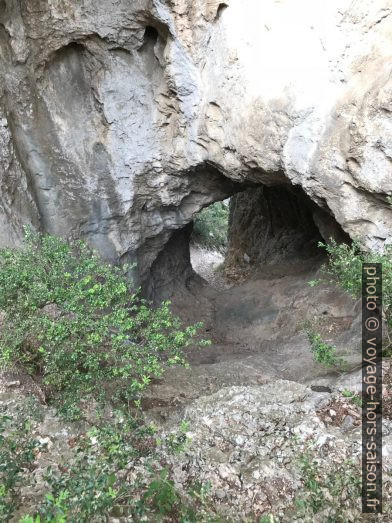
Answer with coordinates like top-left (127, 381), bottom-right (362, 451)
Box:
top-left (226, 185), bottom-right (352, 268)
top-left (226, 186), bottom-right (322, 267)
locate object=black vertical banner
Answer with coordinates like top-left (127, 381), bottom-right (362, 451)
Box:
top-left (362, 263), bottom-right (382, 514)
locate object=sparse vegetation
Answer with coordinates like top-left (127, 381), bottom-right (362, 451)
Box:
top-left (0, 411), bottom-right (41, 519)
top-left (294, 448), bottom-right (361, 521)
top-left (192, 201), bottom-right (229, 252)
top-left (304, 323), bottom-right (346, 369)
top-left (341, 389), bottom-right (362, 408)
top-left (2, 407), bottom-right (220, 522)
top-left (309, 239), bottom-right (392, 355)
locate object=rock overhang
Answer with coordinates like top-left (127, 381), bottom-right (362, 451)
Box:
top-left (0, 0), bottom-right (391, 290)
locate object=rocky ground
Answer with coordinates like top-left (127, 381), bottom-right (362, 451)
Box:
top-left (161, 378), bottom-right (392, 521)
top-left (2, 365), bottom-right (392, 521)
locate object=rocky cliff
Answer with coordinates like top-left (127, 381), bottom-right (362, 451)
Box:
top-left (0, 0), bottom-right (391, 295)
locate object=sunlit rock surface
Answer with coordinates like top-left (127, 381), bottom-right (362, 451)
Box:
top-left (0, 0), bottom-right (391, 292)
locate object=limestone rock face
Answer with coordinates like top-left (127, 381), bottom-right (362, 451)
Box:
top-left (0, 0), bottom-right (391, 292)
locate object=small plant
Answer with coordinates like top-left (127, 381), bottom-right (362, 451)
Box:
top-left (192, 201), bottom-right (229, 251)
top-left (142, 469), bottom-right (180, 516)
top-left (141, 473), bottom-right (217, 522)
top-left (296, 451), bottom-right (325, 514)
top-left (259, 515), bottom-right (278, 523)
top-left (0, 229), bottom-right (206, 418)
top-left (294, 447), bottom-right (361, 520)
top-left (304, 324), bottom-right (346, 369)
top-left (341, 389), bottom-right (362, 407)
top-left (309, 239), bottom-right (392, 354)
top-left (341, 388), bottom-right (353, 398)
top-left (164, 420), bottom-right (191, 454)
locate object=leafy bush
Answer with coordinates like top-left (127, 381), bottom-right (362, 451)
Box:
top-left (294, 448), bottom-right (361, 520)
top-left (304, 325), bottom-right (346, 368)
top-left (310, 239), bottom-right (392, 353)
top-left (0, 231), bottom-right (219, 522)
top-left (36, 416), bottom-right (142, 521)
top-left (192, 201), bottom-right (229, 251)
top-left (142, 469), bottom-right (180, 516)
top-left (0, 229), bottom-right (205, 418)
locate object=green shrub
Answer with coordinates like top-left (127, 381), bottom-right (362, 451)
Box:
top-left (296, 451), bottom-right (325, 514)
top-left (304, 324), bottom-right (345, 369)
top-left (0, 229), bottom-right (205, 418)
top-left (37, 418), bottom-right (139, 521)
top-left (294, 449), bottom-right (361, 520)
top-left (310, 240), bottom-right (392, 354)
top-left (259, 515), bottom-right (278, 523)
top-left (142, 469), bottom-right (180, 516)
top-left (341, 389), bottom-right (362, 407)
top-left (192, 201), bottom-right (229, 251)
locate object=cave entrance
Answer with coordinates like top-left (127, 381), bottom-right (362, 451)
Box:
top-left (144, 175), bottom-right (350, 302)
top-left (189, 183), bottom-right (348, 288)
top-left (190, 199), bottom-right (230, 288)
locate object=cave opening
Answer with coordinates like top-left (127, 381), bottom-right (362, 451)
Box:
top-left (149, 180), bottom-right (357, 383)
top-left (215, 3), bottom-right (228, 21)
top-left (142, 166), bottom-right (350, 304)
top-left (189, 183), bottom-right (348, 287)
top-left (190, 199), bottom-right (230, 287)
top-left (143, 26), bottom-right (159, 45)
